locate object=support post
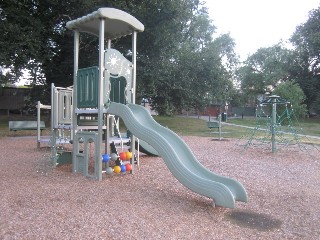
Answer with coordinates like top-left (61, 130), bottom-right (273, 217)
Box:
top-left (271, 96), bottom-right (278, 153)
top-left (105, 38), bottom-right (111, 157)
top-left (130, 30), bottom-right (138, 173)
top-left (37, 101), bottom-right (41, 148)
top-left (131, 30), bottom-right (137, 104)
top-left (218, 114), bottom-right (222, 141)
top-left (96, 18), bottom-right (105, 181)
top-left (72, 30), bottom-right (80, 172)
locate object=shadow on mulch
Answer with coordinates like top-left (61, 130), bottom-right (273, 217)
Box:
top-left (225, 210), bottom-right (282, 231)
top-left (210, 138), bottom-right (230, 141)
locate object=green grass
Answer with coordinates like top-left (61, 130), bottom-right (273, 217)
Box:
top-left (227, 117), bottom-right (320, 137)
top-left (0, 114), bottom-right (51, 138)
top-left (153, 116), bottom-right (209, 136)
top-left (1, 113), bottom-right (319, 144)
top-left (153, 115), bottom-right (251, 138)
top-left (153, 115), bottom-right (320, 144)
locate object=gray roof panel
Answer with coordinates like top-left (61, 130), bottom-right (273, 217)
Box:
top-left (66, 8), bottom-right (144, 38)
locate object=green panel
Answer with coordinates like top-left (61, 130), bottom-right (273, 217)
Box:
top-left (77, 67), bottom-right (99, 108)
top-left (57, 152), bottom-right (72, 166)
top-left (110, 76), bottom-right (126, 104)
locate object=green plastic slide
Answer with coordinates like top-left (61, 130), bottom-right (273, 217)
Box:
top-left (108, 102), bottom-right (248, 208)
top-left (136, 139), bottom-right (158, 156)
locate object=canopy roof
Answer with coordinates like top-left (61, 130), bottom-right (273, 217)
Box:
top-left (66, 8), bottom-right (144, 39)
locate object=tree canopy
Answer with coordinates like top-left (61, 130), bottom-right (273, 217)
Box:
top-left (237, 44), bottom-right (293, 98)
top-left (236, 6), bottom-right (320, 114)
top-left (290, 6), bottom-right (320, 112)
top-left (0, 0), bottom-right (237, 115)
top-left (272, 81), bottom-right (307, 118)
top-left (1, 1), bottom-right (320, 116)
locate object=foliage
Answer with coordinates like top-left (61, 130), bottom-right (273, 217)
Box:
top-left (0, 0), bottom-right (239, 115)
top-left (236, 5), bottom-right (320, 113)
top-left (272, 81), bottom-right (307, 118)
top-left (237, 44), bottom-right (292, 98)
top-left (130, 1), bottom-right (238, 115)
top-left (290, 6), bottom-right (320, 112)
top-left (228, 88), bottom-right (247, 107)
top-left (0, 67), bottom-right (15, 86)
top-left (4, 1), bottom-right (320, 116)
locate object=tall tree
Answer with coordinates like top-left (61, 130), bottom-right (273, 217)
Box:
top-left (131, 0), bottom-right (209, 114)
top-left (0, 0), bottom-right (119, 85)
top-left (133, 3), bottom-right (238, 115)
top-left (237, 44), bottom-right (292, 102)
top-left (0, 0), bottom-right (238, 115)
top-left (0, 0), bottom-right (43, 83)
top-left (290, 6), bottom-right (320, 112)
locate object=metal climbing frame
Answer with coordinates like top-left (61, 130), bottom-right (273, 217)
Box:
top-left (242, 95), bottom-right (307, 152)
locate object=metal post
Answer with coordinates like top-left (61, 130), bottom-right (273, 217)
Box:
top-left (105, 39), bottom-right (111, 160)
top-left (131, 30), bottom-right (137, 104)
top-left (218, 114), bottom-right (222, 141)
top-left (51, 83), bottom-right (56, 160)
top-left (72, 30), bottom-right (79, 172)
top-left (37, 101), bottom-right (41, 148)
top-left (96, 18), bottom-right (105, 180)
top-left (271, 96), bottom-right (277, 153)
top-left (130, 30), bottom-right (137, 173)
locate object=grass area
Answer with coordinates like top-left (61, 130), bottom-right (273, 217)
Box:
top-left (153, 115), bottom-right (249, 138)
top-left (153, 115), bottom-right (320, 145)
top-left (154, 115), bottom-right (320, 136)
top-left (153, 116), bottom-right (210, 136)
top-left (227, 117), bottom-right (320, 137)
top-left (0, 114), bottom-right (51, 138)
top-left (1, 113), bottom-right (319, 144)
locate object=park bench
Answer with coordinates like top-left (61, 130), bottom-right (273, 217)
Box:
top-left (9, 121), bottom-right (46, 132)
top-left (207, 121), bottom-right (220, 130)
top-left (207, 120), bottom-right (222, 140)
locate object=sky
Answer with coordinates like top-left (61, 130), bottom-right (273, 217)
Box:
top-left (205, 0), bottom-right (320, 60)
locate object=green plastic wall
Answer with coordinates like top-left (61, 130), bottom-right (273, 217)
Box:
top-left (77, 66), bottom-right (99, 108)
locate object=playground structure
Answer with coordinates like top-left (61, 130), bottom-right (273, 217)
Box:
top-left (240, 95), bottom-right (316, 152)
top-left (36, 83), bottom-right (143, 171)
top-left (36, 82), bottom-right (158, 170)
top-left (37, 84), bottom-right (73, 163)
top-left (38, 8), bottom-right (247, 208)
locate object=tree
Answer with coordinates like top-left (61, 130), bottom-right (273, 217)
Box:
top-left (237, 44), bottom-right (293, 104)
top-left (290, 6), bottom-right (320, 112)
top-left (0, 0), bottom-right (43, 84)
top-left (108, 1), bottom-right (239, 115)
top-left (0, 67), bottom-right (15, 86)
top-left (131, 0), bottom-right (211, 115)
top-left (272, 81), bottom-right (307, 118)
top-left (0, 0), bottom-right (117, 84)
top-left (0, 0), bottom-right (239, 116)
